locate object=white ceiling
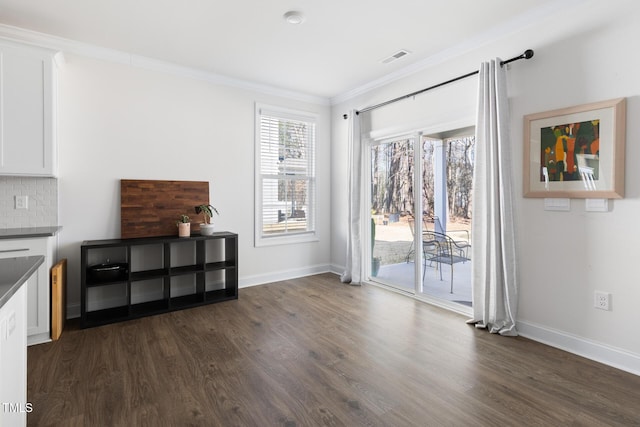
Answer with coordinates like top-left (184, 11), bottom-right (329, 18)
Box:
top-left (0, 0), bottom-right (567, 100)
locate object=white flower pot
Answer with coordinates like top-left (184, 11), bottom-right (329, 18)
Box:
top-left (199, 223), bottom-right (215, 235)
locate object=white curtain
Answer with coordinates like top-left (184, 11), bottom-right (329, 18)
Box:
top-left (469, 59), bottom-right (519, 336)
top-left (341, 111), bottom-right (362, 285)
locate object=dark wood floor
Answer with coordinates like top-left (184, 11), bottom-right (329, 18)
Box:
top-left (28, 273), bottom-right (640, 426)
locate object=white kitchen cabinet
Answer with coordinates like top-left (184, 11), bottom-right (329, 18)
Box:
top-left (0, 237), bottom-right (55, 345)
top-left (0, 40), bottom-right (60, 177)
top-left (0, 283), bottom-right (28, 426)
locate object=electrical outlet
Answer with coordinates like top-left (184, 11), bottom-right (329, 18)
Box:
top-left (594, 291), bottom-right (611, 311)
top-left (15, 195), bottom-right (28, 209)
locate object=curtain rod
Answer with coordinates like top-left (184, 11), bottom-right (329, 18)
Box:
top-left (342, 49), bottom-right (534, 119)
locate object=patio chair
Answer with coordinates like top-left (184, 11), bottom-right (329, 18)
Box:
top-left (406, 217), bottom-right (439, 264)
top-left (433, 217), bottom-right (471, 259)
top-left (423, 231), bottom-right (470, 293)
top-left (406, 216), bottom-right (444, 268)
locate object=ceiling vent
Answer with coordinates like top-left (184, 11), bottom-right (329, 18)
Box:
top-left (381, 49), bottom-right (411, 64)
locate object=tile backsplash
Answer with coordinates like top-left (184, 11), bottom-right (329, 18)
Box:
top-left (0, 176), bottom-right (58, 228)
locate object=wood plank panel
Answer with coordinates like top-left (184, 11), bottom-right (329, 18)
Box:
top-left (27, 273), bottom-right (640, 426)
top-left (120, 179), bottom-right (209, 238)
top-left (50, 258), bottom-right (66, 340)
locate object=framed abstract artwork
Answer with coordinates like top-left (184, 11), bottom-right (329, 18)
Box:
top-left (523, 98), bottom-right (626, 198)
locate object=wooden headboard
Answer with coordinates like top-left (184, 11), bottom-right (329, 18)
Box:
top-left (120, 179), bottom-right (209, 238)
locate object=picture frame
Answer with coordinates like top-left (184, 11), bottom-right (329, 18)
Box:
top-left (523, 98), bottom-right (626, 198)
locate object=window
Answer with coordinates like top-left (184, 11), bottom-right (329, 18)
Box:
top-left (255, 104), bottom-right (317, 246)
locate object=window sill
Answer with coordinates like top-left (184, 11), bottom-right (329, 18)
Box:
top-left (255, 232), bottom-right (318, 247)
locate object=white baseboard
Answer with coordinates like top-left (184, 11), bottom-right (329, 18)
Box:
top-left (239, 264), bottom-right (332, 288)
top-left (518, 320), bottom-right (640, 376)
top-left (28, 333), bottom-right (52, 346)
top-left (329, 264), bottom-right (345, 276)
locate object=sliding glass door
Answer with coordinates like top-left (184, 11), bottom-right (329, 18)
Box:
top-left (419, 132), bottom-right (474, 307)
top-left (367, 128), bottom-right (475, 309)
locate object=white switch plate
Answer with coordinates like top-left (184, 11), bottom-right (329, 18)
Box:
top-left (15, 195), bottom-right (28, 209)
top-left (544, 198), bottom-right (570, 211)
top-left (586, 198), bottom-right (608, 212)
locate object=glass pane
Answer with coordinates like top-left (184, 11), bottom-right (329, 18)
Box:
top-left (444, 136), bottom-right (474, 237)
top-left (262, 178), bottom-right (309, 235)
top-left (420, 134), bottom-right (474, 308)
top-left (422, 139), bottom-right (436, 219)
top-left (260, 117), bottom-right (313, 176)
top-left (370, 138), bottom-right (415, 292)
top-left (280, 121), bottom-right (312, 175)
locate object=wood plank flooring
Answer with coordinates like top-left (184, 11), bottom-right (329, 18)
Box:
top-left (28, 273), bottom-right (640, 426)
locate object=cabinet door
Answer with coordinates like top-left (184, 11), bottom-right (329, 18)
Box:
top-left (0, 284), bottom-right (28, 426)
top-left (0, 44), bottom-right (56, 176)
top-left (0, 238), bottom-right (52, 344)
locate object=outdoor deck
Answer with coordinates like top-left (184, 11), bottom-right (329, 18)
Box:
top-left (371, 216), bottom-right (472, 310)
top-left (372, 259), bottom-right (472, 308)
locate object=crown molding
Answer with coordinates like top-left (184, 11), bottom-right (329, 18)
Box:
top-left (330, 43), bottom-right (478, 106)
top-left (330, 0), bottom-right (587, 106)
top-left (129, 55), bottom-right (330, 105)
top-left (0, 23), bottom-right (330, 106)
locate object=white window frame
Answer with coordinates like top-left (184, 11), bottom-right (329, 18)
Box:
top-left (255, 103), bottom-right (318, 247)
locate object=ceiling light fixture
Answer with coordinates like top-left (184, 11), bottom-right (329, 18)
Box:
top-left (283, 11), bottom-right (305, 25)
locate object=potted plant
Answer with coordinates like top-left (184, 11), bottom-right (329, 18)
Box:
top-left (176, 214), bottom-right (191, 237)
top-left (195, 204), bottom-right (219, 236)
top-left (371, 217), bottom-right (381, 277)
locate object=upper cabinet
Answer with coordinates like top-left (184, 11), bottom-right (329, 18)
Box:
top-left (0, 40), bottom-right (60, 177)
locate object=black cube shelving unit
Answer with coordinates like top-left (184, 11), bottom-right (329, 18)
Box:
top-left (80, 232), bottom-right (238, 328)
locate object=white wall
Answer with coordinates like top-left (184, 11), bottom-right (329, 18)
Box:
top-left (57, 55), bottom-right (331, 315)
top-left (331, 0), bottom-right (640, 374)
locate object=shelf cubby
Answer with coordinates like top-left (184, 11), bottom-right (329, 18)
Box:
top-left (131, 278), bottom-right (165, 305)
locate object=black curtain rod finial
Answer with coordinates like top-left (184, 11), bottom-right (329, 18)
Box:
top-left (501, 48), bottom-right (535, 66)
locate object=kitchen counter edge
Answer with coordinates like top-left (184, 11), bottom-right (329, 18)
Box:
top-left (0, 226), bottom-right (62, 239)
top-left (0, 256), bottom-right (44, 310)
